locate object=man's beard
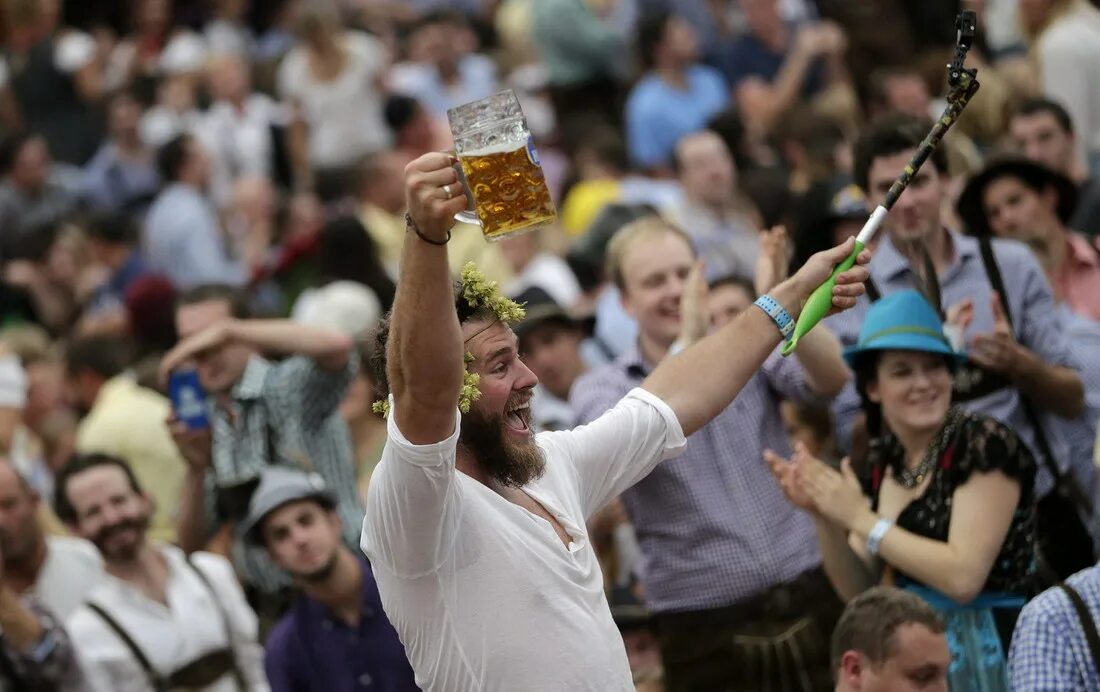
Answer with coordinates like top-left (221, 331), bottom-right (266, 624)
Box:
top-left (293, 548), bottom-right (341, 584)
top-left (460, 396), bottom-right (546, 488)
top-left (92, 513), bottom-right (150, 562)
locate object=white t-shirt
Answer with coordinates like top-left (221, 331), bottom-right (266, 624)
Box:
top-left (35, 536), bottom-right (104, 619)
top-left (276, 32), bottom-right (390, 169)
top-left (67, 545), bottom-right (268, 692)
top-left (361, 388), bottom-right (685, 692)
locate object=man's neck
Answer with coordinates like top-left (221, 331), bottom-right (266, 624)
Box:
top-left (656, 63), bottom-right (688, 89)
top-left (892, 227), bottom-right (954, 277)
top-left (106, 543), bottom-right (165, 589)
top-left (638, 332), bottom-right (672, 371)
top-left (455, 447), bottom-right (496, 489)
top-left (5, 537), bottom-right (48, 594)
top-left (302, 548), bottom-right (363, 626)
top-left (1045, 225), bottom-right (1071, 276)
top-left (115, 136), bottom-right (146, 158)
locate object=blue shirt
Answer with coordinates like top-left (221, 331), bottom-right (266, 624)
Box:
top-left (824, 230), bottom-right (1091, 498)
top-left (143, 183), bottom-right (246, 289)
top-left (1009, 562), bottom-right (1100, 690)
top-left (264, 554), bottom-right (418, 692)
top-left (624, 65), bottom-right (729, 169)
top-left (82, 143), bottom-right (160, 215)
top-left (717, 24), bottom-right (824, 94)
top-left (570, 343), bottom-right (822, 613)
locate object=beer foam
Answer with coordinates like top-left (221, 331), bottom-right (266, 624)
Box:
top-left (463, 140), bottom-right (526, 157)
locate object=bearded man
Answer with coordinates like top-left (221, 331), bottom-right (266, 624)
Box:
top-left (360, 151), bottom-right (871, 692)
top-left (56, 453), bottom-right (269, 692)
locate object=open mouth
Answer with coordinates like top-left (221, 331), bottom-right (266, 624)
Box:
top-left (505, 402), bottom-right (531, 434)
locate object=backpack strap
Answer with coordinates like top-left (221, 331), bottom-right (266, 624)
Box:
top-left (1058, 583), bottom-right (1100, 669)
top-left (85, 602), bottom-right (167, 692)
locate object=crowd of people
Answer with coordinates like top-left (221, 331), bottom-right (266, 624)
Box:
top-left (0, 0), bottom-right (1099, 690)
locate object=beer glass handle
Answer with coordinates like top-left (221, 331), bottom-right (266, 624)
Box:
top-left (449, 150), bottom-right (480, 226)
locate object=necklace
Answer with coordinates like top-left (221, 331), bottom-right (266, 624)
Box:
top-left (895, 408), bottom-right (962, 489)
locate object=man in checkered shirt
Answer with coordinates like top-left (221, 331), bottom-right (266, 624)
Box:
top-left (1009, 562), bottom-right (1100, 689)
top-left (571, 218), bottom-right (853, 691)
top-left (162, 284), bottom-right (363, 616)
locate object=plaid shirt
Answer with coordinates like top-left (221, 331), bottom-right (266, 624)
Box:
top-left (0, 595), bottom-right (84, 692)
top-left (570, 343), bottom-right (822, 613)
top-left (1009, 563), bottom-right (1100, 690)
top-left (824, 231), bottom-right (1090, 498)
top-left (207, 354), bottom-right (363, 593)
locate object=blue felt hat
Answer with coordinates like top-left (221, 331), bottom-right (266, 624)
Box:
top-left (843, 290), bottom-right (967, 369)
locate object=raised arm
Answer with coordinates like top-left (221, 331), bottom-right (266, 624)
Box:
top-left (161, 320), bottom-right (353, 381)
top-left (643, 237), bottom-right (869, 437)
top-left (387, 153), bottom-right (472, 444)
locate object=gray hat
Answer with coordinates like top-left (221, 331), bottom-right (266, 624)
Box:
top-left (240, 467), bottom-right (337, 546)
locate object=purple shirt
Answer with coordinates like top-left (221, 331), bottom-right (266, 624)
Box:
top-left (570, 343), bottom-right (823, 613)
top-left (263, 554), bottom-right (418, 692)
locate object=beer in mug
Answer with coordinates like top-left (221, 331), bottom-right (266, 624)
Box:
top-left (448, 91), bottom-right (557, 241)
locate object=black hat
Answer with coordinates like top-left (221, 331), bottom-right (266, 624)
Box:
top-left (512, 287), bottom-right (592, 340)
top-left (956, 155), bottom-right (1078, 237)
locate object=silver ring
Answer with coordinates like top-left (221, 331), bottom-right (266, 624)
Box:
top-left (443, 184), bottom-right (453, 198)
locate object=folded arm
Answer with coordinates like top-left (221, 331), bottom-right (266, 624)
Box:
top-left (848, 470), bottom-right (1021, 604)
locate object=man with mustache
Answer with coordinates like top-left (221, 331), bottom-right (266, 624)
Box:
top-left (241, 467), bottom-right (418, 692)
top-left (57, 453), bottom-right (270, 692)
top-left (360, 151), bottom-right (870, 691)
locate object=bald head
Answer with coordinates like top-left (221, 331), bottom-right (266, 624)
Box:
top-left (674, 130), bottom-right (736, 208)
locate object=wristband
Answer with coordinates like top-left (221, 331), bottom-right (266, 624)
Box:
top-left (866, 517), bottom-right (894, 556)
top-left (753, 295), bottom-right (795, 340)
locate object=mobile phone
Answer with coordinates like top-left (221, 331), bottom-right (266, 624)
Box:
top-left (168, 369), bottom-right (210, 430)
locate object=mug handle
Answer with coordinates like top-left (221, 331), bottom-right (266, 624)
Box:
top-left (448, 149), bottom-right (481, 226)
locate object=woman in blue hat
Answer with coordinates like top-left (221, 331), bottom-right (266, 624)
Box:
top-left (766, 290), bottom-right (1039, 691)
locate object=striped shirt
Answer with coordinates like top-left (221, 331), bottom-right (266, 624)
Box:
top-left (1009, 563), bottom-right (1100, 690)
top-left (208, 355), bottom-right (363, 593)
top-left (570, 343), bottom-right (823, 613)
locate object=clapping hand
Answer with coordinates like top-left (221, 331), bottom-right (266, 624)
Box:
top-left (678, 260), bottom-right (710, 348)
top-left (970, 292), bottom-right (1019, 374)
top-left (797, 455), bottom-right (870, 531)
top-left (754, 225), bottom-right (790, 297)
top-left (764, 443), bottom-right (817, 514)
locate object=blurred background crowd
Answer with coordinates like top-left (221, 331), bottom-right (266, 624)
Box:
top-left (0, 0), bottom-right (1098, 690)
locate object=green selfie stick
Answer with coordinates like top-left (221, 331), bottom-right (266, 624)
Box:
top-left (780, 10), bottom-right (981, 357)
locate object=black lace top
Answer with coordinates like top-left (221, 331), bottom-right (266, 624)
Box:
top-left (865, 410), bottom-right (1040, 595)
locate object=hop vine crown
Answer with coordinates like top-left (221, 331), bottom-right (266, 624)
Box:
top-left (374, 263), bottom-right (526, 417)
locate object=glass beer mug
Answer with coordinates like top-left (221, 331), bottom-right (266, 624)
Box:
top-left (448, 90), bottom-right (557, 241)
